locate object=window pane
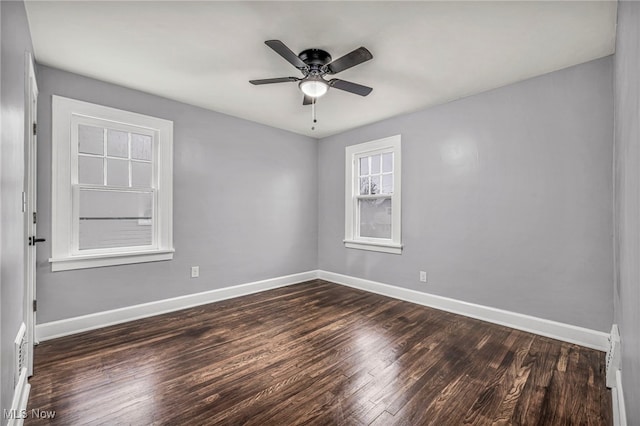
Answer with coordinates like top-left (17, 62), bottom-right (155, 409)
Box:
top-left (78, 125), bottom-right (103, 155)
top-left (131, 133), bottom-right (152, 161)
top-left (382, 152), bottom-right (393, 173)
top-left (371, 154), bottom-right (381, 174)
top-left (132, 161), bottom-right (152, 188)
top-left (107, 129), bottom-right (128, 158)
top-left (359, 157), bottom-right (369, 176)
top-left (78, 156), bottom-right (104, 185)
top-left (79, 189), bottom-right (153, 250)
top-left (370, 175), bottom-right (380, 195)
top-left (107, 158), bottom-right (129, 187)
top-left (359, 177), bottom-right (370, 195)
top-left (382, 174), bottom-right (393, 194)
top-left (359, 198), bottom-right (392, 239)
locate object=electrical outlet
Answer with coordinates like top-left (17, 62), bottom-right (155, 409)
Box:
top-left (191, 266), bottom-right (199, 278)
top-left (419, 271), bottom-right (427, 283)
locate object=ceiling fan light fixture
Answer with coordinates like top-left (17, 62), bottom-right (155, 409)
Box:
top-left (299, 78), bottom-right (328, 98)
top-left (250, 41), bottom-right (373, 105)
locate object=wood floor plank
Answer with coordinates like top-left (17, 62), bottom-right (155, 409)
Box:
top-left (26, 280), bottom-right (611, 425)
top-left (463, 330), bottom-right (535, 424)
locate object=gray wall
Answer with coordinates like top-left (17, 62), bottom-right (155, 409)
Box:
top-left (318, 57), bottom-right (614, 332)
top-left (614, 1), bottom-right (640, 423)
top-left (36, 66), bottom-right (318, 323)
top-left (0, 0), bottom-right (33, 418)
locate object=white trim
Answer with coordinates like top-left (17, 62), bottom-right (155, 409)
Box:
top-left (612, 369), bottom-right (628, 426)
top-left (317, 270), bottom-right (610, 351)
top-left (345, 135), bottom-right (402, 253)
top-left (36, 270), bottom-right (317, 341)
top-left (50, 249), bottom-right (175, 271)
top-left (23, 51), bottom-right (38, 378)
top-left (344, 240), bottom-right (403, 254)
top-left (606, 324), bottom-right (621, 388)
top-left (36, 268), bottom-right (610, 352)
top-left (7, 368), bottom-right (30, 426)
top-left (49, 250), bottom-right (175, 272)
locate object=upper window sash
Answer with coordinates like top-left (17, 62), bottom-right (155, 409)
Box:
top-left (356, 150), bottom-right (394, 197)
top-left (71, 115), bottom-right (157, 189)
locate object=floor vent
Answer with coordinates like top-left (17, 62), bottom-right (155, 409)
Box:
top-left (606, 324), bottom-right (620, 389)
top-left (14, 323), bottom-right (27, 387)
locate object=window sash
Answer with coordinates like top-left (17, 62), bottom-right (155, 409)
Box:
top-left (357, 151), bottom-right (394, 196)
top-left (355, 195), bottom-right (392, 242)
top-left (71, 186), bottom-right (158, 256)
top-left (71, 116), bottom-right (159, 254)
top-left (71, 115), bottom-right (157, 189)
top-left (353, 149), bottom-right (397, 244)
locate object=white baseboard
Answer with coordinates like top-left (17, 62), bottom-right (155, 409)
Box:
top-left (36, 269), bottom-right (610, 352)
top-left (612, 369), bottom-right (628, 426)
top-left (318, 270), bottom-right (609, 351)
top-left (7, 368), bottom-right (30, 426)
top-left (36, 270), bottom-right (317, 341)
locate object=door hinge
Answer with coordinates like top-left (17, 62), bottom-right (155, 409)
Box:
top-left (33, 122), bottom-right (37, 136)
top-left (33, 300), bottom-right (37, 312)
top-left (33, 211), bottom-right (36, 224)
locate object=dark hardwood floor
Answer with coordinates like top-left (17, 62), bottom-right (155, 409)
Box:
top-left (26, 280), bottom-right (611, 425)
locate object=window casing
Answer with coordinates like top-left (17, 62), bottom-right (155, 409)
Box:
top-left (344, 135), bottom-right (402, 254)
top-left (51, 96), bottom-right (174, 271)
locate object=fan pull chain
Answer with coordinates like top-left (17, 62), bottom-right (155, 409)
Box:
top-left (311, 97), bottom-right (317, 130)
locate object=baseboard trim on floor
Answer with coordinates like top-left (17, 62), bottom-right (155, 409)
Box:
top-left (7, 368), bottom-right (30, 426)
top-left (36, 270), bottom-right (317, 341)
top-left (37, 269), bottom-right (610, 351)
top-left (318, 270), bottom-right (609, 351)
top-left (612, 369), bottom-right (628, 426)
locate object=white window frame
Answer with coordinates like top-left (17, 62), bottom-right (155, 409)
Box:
top-left (50, 95), bottom-right (174, 271)
top-left (344, 135), bottom-right (402, 254)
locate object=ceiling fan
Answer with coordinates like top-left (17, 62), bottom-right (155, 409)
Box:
top-left (250, 40), bottom-right (373, 105)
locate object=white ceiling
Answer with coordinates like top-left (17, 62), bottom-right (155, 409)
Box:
top-left (25, 1), bottom-right (617, 138)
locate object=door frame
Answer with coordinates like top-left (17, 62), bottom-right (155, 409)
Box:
top-left (24, 51), bottom-right (38, 376)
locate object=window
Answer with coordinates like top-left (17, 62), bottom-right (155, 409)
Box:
top-left (344, 135), bottom-right (402, 254)
top-left (50, 96), bottom-right (173, 271)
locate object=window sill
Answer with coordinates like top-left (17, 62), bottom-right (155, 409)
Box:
top-left (343, 240), bottom-right (403, 254)
top-left (49, 249), bottom-right (175, 271)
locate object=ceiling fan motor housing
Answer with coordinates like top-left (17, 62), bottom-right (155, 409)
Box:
top-left (298, 49), bottom-right (332, 74)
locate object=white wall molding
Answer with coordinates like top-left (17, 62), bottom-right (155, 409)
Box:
top-left (7, 368), bottom-right (30, 426)
top-left (606, 324), bottom-right (621, 387)
top-left (318, 270), bottom-right (610, 351)
top-left (612, 369), bottom-right (628, 426)
top-left (38, 269), bottom-right (610, 352)
top-left (36, 270), bottom-right (317, 341)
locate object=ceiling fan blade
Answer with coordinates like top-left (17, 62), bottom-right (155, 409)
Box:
top-left (329, 79), bottom-right (373, 96)
top-left (265, 40), bottom-right (307, 69)
top-left (249, 77), bottom-right (299, 85)
top-left (326, 47), bottom-right (373, 74)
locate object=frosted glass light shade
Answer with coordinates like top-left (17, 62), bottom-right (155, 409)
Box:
top-left (299, 79), bottom-right (329, 98)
